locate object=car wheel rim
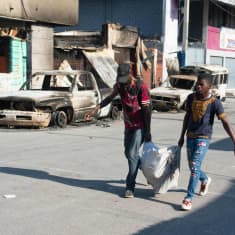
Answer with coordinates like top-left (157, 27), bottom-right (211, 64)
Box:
top-left (111, 106), bottom-right (120, 120)
top-left (56, 111), bottom-right (67, 127)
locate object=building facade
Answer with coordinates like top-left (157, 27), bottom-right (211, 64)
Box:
top-left (59, 0), bottom-right (235, 89)
top-left (56, 0), bottom-right (179, 87)
top-left (0, 0), bottom-right (78, 91)
top-left (180, 0), bottom-right (235, 88)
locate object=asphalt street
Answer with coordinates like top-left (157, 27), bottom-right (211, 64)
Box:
top-left (0, 98), bottom-right (235, 235)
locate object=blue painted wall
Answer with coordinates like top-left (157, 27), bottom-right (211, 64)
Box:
top-left (57, 0), bottom-right (163, 38)
top-left (9, 38), bottom-right (27, 89)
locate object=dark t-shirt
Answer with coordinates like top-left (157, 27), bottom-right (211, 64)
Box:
top-left (186, 93), bottom-right (226, 139)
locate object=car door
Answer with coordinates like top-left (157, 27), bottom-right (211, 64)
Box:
top-left (211, 73), bottom-right (228, 100)
top-left (73, 72), bottom-right (99, 120)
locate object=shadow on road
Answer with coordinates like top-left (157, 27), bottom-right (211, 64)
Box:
top-left (1, 167), bottom-right (234, 234)
top-left (132, 178), bottom-right (235, 235)
top-left (209, 137), bottom-right (234, 151)
top-left (0, 167), bottom-right (184, 210)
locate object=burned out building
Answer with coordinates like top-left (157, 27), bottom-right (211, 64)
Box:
top-left (56, 0), bottom-right (235, 91)
top-left (56, 0), bottom-right (178, 87)
top-left (54, 23), bottom-right (162, 89)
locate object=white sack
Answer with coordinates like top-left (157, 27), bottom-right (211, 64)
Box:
top-left (141, 142), bottom-right (181, 194)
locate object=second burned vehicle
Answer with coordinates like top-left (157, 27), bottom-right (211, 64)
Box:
top-left (150, 64), bottom-right (228, 111)
top-left (150, 74), bottom-right (197, 111)
top-left (0, 70), bottom-right (121, 128)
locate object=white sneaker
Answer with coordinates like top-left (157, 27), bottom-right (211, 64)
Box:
top-left (124, 190), bottom-right (134, 198)
top-left (199, 177), bottom-right (212, 196)
top-left (181, 199), bottom-right (192, 211)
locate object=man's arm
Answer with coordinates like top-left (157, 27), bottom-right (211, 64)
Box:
top-left (214, 99), bottom-right (235, 155)
top-left (221, 116), bottom-right (235, 155)
top-left (142, 103), bottom-right (151, 142)
top-left (84, 86), bottom-right (119, 120)
top-left (178, 111), bottom-right (190, 147)
top-left (139, 83), bottom-right (152, 142)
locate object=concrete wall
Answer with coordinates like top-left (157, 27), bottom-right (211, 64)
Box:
top-left (186, 47), bottom-right (205, 65)
top-left (31, 25), bottom-right (54, 74)
top-left (206, 49), bottom-right (235, 88)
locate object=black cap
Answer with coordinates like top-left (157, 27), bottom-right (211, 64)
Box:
top-left (117, 63), bottom-right (131, 84)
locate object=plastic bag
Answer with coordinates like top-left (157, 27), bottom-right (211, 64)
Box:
top-left (141, 142), bottom-right (181, 194)
top-left (141, 142), bottom-right (165, 178)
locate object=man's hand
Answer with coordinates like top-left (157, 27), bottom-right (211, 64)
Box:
top-left (84, 112), bottom-right (93, 121)
top-left (144, 133), bottom-right (152, 142)
top-left (84, 105), bottom-right (100, 121)
top-left (178, 136), bottom-right (184, 148)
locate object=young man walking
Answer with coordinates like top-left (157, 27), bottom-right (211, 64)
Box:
top-left (178, 73), bottom-right (235, 211)
top-left (85, 63), bottom-right (151, 198)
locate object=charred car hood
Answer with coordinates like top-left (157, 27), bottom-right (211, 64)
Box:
top-left (0, 90), bottom-right (71, 102)
top-left (150, 87), bottom-right (192, 97)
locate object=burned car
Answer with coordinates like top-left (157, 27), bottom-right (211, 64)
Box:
top-left (180, 64), bottom-right (228, 101)
top-left (0, 70), bottom-right (120, 128)
top-left (150, 74), bottom-right (197, 111)
top-left (150, 64), bottom-right (228, 112)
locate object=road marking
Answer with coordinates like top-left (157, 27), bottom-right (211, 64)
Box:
top-left (3, 194), bottom-right (16, 199)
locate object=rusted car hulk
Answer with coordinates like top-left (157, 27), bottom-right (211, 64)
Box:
top-left (150, 64), bottom-right (228, 112)
top-left (0, 70), bottom-right (120, 128)
top-left (150, 74), bottom-right (198, 111)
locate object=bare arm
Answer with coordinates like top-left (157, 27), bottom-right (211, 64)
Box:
top-left (84, 87), bottom-right (119, 120)
top-left (142, 103), bottom-right (152, 142)
top-left (178, 111), bottom-right (190, 147)
top-left (221, 116), bottom-right (235, 155)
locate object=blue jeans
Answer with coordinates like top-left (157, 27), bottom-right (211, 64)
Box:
top-left (124, 128), bottom-right (143, 191)
top-left (186, 138), bottom-right (210, 200)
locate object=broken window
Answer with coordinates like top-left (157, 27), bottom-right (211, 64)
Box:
top-left (79, 73), bottom-right (94, 90)
top-left (170, 77), bottom-right (195, 89)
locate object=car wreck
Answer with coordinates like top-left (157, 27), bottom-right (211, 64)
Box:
top-left (150, 74), bottom-right (197, 111)
top-left (180, 64), bottom-right (228, 101)
top-left (0, 70), bottom-right (120, 128)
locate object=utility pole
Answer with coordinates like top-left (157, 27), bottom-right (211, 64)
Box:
top-left (182, 0), bottom-right (190, 52)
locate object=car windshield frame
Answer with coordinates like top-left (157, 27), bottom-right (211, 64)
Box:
top-left (21, 73), bottom-right (77, 92)
top-left (169, 76), bottom-right (197, 90)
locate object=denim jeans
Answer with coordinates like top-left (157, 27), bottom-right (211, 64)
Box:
top-left (186, 138), bottom-right (210, 200)
top-left (124, 128), bottom-right (143, 191)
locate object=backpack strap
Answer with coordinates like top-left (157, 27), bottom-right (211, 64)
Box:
top-left (136, 78), bottom-right (143, 107)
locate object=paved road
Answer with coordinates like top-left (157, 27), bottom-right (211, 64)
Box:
top-left (0, 99), bottom-right (235, 235)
